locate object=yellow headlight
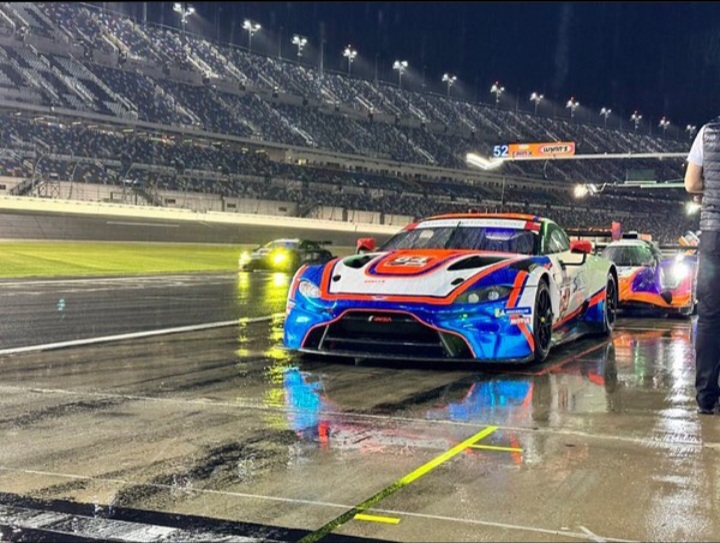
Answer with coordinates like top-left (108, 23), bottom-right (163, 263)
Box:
top-left (273, 251), bottom-right (289, 266)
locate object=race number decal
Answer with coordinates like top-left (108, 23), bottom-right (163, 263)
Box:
top-left (387, 256), bottom-right (431, 267)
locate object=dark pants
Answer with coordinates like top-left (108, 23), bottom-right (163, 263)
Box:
top-left (696, 230), bottom-right (720, 409)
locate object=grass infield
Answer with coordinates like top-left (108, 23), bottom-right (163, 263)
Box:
top-left (0, 242), bottom-right (355, 278)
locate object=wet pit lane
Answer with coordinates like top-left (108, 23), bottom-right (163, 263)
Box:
top-left (1, 272), bottom-right (719, 542)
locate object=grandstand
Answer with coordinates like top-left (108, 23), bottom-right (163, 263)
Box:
top-left (0, 2), bottom-right (697, 243)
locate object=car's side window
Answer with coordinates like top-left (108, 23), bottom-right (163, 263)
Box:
top-left (544, 225), bottom-right (570, 254)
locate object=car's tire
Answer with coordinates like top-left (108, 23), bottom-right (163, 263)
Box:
top-left (599, 273), bottom-right (618, 336)
top-left (533, 280), bottom-right (553, 363)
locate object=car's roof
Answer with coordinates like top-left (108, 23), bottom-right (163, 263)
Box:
top-left (421, 212), bottom-right (547, 223)
top-left (605, 239), bottom-right (654, 247)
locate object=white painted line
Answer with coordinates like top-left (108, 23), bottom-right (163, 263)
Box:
top-left (0, 466), bottom-right (635, 543)
top-left (0, 314), bottom-right (284, 356)
top-left (0, 273), bottom-right (237, 287)
top-left (106, 221), bottom-right (179, 228)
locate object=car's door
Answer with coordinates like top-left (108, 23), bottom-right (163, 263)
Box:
top-left (543, 224), bottom-right (586, 321)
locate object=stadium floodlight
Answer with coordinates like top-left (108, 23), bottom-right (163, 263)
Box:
top-left (173, 2), bottom-right (195, 34)
top-left (393, 60), bottom-right (408, 88)
top-left (600, 107), bottom-right (611, 128)
top-left (490, 81), bottom-right (504, 107)
top-left (292, 34), bottom-right (307, 58)
top-left (659, 116), bottom-right (670, 136)
top-left (566, 97), bottom-right (579, 119)
top-left (466, 152), bottom-right (505, 171)
top-left (686, 201), bottom-right (701, 215)
top-left (343, 45), bottom-right (357, 75)
top-left (243, 19), bottom-right (261, 52)
top-left (442, 73), bottom-right (457, 97)
top-left (530, 92), bottom-right (543, 115)
top-left (686, 124), bottom-right (697, 140)
top-left (630, 110), bottom-right (642, 131)
top-left (573, 184), bottom-right (589, 199)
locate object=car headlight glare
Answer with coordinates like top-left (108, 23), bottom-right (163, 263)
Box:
top-left (671, 262), bottom-right (690, 282)
top-left (239, 251), bottom-right (251, 265)
top-left (273, 251), bottom-right (289, 266)
top-left (456, 285), bottom-right (512, 304)
top-left (298, 280), bottom-right (322, 299)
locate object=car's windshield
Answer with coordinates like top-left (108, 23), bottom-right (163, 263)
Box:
top-left (263, 240), bottom-right (298, 250)
top-left (381, 219), bottom-right (539, 254)
top-left (602, 245), bottom-right (654, 267)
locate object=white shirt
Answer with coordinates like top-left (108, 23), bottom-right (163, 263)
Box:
top-left (688, 125), bottom-right (706, 167)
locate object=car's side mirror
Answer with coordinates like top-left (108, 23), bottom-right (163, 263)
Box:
top-left (570, 240), bottom-right (592, 254)
top-left (357, 237), bottom-right (376, 254)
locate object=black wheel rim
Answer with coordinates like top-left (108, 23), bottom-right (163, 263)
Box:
top-left (606, 279), bottom-right (617, 327)
top-left (536, 288), bottom-right (553, 350)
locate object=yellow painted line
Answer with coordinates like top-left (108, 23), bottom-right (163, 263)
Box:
top-left (300, 425), bottom-right (497, 543)
top-left (353, 513), bottom-right (401, 525)
top-left (469, 444), bottom-right (523, 453)
top-left (396, 425), bottom-right (498, 486)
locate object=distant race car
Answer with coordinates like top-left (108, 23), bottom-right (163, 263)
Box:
top-left (284, 213), bottom-right (618, 364)
top-left (600, 239), bottom-right (698, 316)
top-left (239, 239), bottom-right (334, 273)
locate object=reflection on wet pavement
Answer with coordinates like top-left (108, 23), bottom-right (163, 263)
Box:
top-left (1, 314), bottom-right (719, 542)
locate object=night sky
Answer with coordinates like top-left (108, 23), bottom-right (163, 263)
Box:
top-left (100, 2), bottom-right (720, 134)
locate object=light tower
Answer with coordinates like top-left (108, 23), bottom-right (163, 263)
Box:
top-left (343, 45), bottom-right (357, 75)
top-left (292, 34), bottom-right (307, 57)
top-left (600, 107), bottom-right (611, 128)
top-left (566, 96), bottom-right (579, 119)
top-left (631, 110), bottom-right (642, 131)
top-left (490, 81), bottom-right (504, 107)
top-left (686, 124), bottom-right (697, 140)
top-left (442, 73), bottom-right (457, 98)
top-left (393, 60), bottom-right (408, 88)
top-left (173, 2), bottom-right (195, 35)
top-left (530, 92), bottom-right (543, 115)
top-left (242, 19), bottom-right (261, 52)
top-left (658, 116), bottom-right (670, 136)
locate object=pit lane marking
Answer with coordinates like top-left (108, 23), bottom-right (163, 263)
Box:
top-left (299, 426), bottom-right (498, 543)
top-left (0, 466), bottom-right (635, 542)
top-left (469, 444), bottom-right (523, 453)
top-left (0, 314), bottom-right (284, 356)
top-left (353, 513), bottom-right (400, 525)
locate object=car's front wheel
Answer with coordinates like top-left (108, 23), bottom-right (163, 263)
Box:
top-left (599, 273), bottom-right (618, 336)
top-left (533, 281), bottom-right (553, 363)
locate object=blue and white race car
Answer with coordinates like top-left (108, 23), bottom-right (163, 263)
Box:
top-left (283, 213), bottom-right (618, 364)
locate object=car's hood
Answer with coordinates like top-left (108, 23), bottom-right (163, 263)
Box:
top-left (326, 249), bottom-right (525, 298)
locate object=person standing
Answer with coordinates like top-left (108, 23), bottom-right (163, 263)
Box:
top-left (686, 120), bottom-right (720, 414)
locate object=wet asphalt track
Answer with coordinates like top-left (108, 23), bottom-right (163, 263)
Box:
top-left (1, 272), bottom-right (720, 542)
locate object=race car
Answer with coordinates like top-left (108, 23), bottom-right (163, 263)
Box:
top-left (239, 239), bottom-right (334, 273)
top-left (283, 213), bottom-right (618, 364)
top-left (600, 239), bottom-right (697, 316)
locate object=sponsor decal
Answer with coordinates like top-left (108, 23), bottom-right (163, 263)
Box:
top-left (368, 315), bottom-right (393, 323)
top-left (495, 307), bottom-right (532, 318)
top-left (510, 314), bottom-right (532, 325)
top-left (387, 256), bottom-right (432, 267)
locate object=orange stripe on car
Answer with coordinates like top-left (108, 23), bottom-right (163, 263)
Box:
top-left (518, 322), bottom-right (535, 352)
top-left (506, 271), bottom-right (528, 308)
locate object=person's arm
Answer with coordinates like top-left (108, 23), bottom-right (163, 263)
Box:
top-left (685, 127), bottom-right (705, 194)
top-left (685, 162), bottom-right (704, 194)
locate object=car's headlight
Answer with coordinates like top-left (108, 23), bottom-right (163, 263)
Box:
top-left (272, 250), bottom-right (290, 267)
top-left (298, 280), bottom-right (322, 299)
top-left (671, 262), bottom-right (690, 282)
top-left (239, 251), bottom-right (251, 265)
top-left (455, 285), bottom-right (512, 304)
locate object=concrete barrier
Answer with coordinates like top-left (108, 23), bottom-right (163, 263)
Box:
top-left (0, 195), bottom-right (401, 236)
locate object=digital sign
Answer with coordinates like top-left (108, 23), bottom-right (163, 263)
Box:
top-left (493, 142), bottom-right (576, 159)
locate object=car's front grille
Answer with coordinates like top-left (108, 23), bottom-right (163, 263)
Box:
top-left (303, 311), bottom-right (472, 359)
